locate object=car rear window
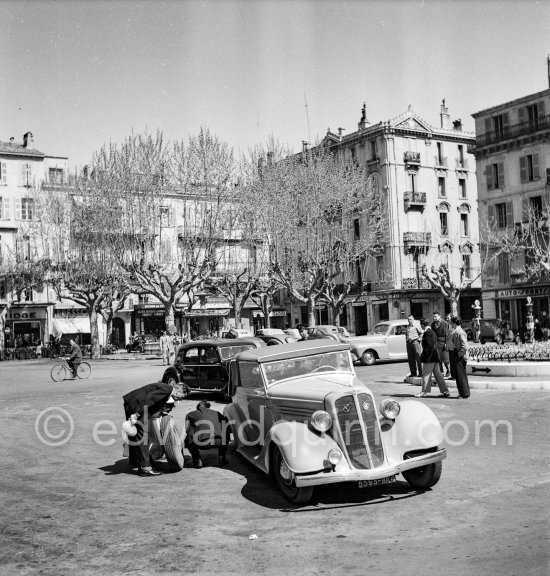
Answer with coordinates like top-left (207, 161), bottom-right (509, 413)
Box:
top-left (219, 344), bottom-right (256, 361)
top-left (372, 323), bottom-right (390, 334)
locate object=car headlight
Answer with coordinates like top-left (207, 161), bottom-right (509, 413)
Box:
top-left (381, 399), bottom-right (401, 419)
top-left (328, 448), bottom-right (343, 465)
top-left (311, 410), bottom-right (332, 433)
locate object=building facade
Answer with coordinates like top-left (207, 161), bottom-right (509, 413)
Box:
top-left (0, 133), bottom-right (75, 350)
top-left (296, 102), bottom-right (481, 334)
top-left (472, 85), bottom-right (550, 330)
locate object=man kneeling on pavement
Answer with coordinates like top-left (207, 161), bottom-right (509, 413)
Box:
top-left (185, 400), bottom-right (230, 468)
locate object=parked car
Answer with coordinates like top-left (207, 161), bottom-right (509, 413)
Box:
top-left (284, 328), bottom-right (301, 340)
top-left (306, 325), bottom-right (347, 342)
top-left (224, 340), bottom-right (446, 503)
top-left (221, 329), bottom-right (254, 338)
top-left (255, 328), bottom-right (297, 346)
top-left (346, 319), bottom-right (421, 366)
top-left (162, 338), bottom-right (266, 400)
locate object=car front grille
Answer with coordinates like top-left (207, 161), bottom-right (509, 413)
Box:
top-left (334, 393), bottom-right (385, 470)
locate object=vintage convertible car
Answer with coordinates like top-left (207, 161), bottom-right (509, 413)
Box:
top-left (224, 340), bottom-right (446, 503)
top-left (346, 319), bottom-right (421, 366)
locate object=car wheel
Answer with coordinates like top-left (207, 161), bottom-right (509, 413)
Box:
top-left (402, 461), bottom-right (442, 490)
top-left (272, 448), bottom-right (313, 504)
top-left (360, 350), bottom-right (376, 366)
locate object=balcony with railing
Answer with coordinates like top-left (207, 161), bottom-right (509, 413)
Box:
top-left (403, 151), bottom-right (421, 165)
top-left (477, 114), bottom-right (550, 147)
top-left (402, 277), bottom-right (433, 290)
top-left (403, 191), bottom-right (427, 212)
top-left (403, 231), bottom-right (431, 253)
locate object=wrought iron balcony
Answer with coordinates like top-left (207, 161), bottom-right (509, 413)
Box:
top-left (476, 115), bottom-right (550, 147)
top-left (404, 151), bottom-right (421, 164)
top-left (403, 191), bottom-right (427, 212)
top-left (402, 277), bottom-right (433, 290)
top-left (403, 232), bottom-right (431, 253)
top-left (456, 158), bottom-right (468, 170)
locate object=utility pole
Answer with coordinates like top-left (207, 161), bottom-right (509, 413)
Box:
top-left (304, 93), bottom-right (311, 143)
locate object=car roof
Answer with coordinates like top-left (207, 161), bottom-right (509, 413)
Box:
top-left (236, 340), bottom-right (350, 363)
top-left (181, 338), bottom-right (265, 347)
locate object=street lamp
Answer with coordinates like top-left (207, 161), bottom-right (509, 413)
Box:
top-left (526, 297), bottom-right (534, 343)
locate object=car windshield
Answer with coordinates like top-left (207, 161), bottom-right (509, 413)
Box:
top-left (219, 344), bottom-right (256, 361)
top-left (371, 323), bottom-right (390, 335)
top-left (262, 351), bottom-right (353, 386)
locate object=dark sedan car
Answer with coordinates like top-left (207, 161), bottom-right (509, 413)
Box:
top-left (162, 338), bottom-right (266, 400)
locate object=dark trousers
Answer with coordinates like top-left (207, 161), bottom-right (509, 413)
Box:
top-left (124, 402), bottom-right (151, 468)
top-left (449, 350), bottom-right (470, 398)
top-left (406, 340), bottom-right (422, 377)
top-left (67, 358), bottom-right (80, 375)
top-left (185, 428), bottom-right (230, 463)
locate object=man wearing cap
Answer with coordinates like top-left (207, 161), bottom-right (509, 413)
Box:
top-left (67, 338), bottom-right (82, 378)
top-left (185, 400), bottom-right (230, 468)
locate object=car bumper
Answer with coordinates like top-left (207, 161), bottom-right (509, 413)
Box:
top-left (295, 448), bottom-right (446, 487)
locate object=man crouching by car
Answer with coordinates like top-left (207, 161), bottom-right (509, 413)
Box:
top-left (185, 400), bottom-right (230, 468)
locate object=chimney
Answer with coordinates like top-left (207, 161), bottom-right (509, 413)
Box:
top-left (337, 127), bottom-right (345, 140)
top-left (302, 140), bottom-right (309, 154)
top-left (440, 99), bottom-right (450, 129)
top-left (453, 119), bottom-right (463, 131)
top-left (23, 131), bottom-right (34, 148)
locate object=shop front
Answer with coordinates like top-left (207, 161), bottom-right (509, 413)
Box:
top-left (133, 304), bottom-right (166, 336)
top-left (494, 285), bottom-right (550, 332)
top-left (5, 304), bottom-right (48, 348)
top-left (182, 303), bottom-right (230, 338)
top-left (52, 305), bottom-right (92, 348)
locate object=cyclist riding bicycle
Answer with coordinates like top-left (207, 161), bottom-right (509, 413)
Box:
top-left (67, 338), bottom-right (82, 378)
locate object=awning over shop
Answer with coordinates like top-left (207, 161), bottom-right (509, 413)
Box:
top-left (182, 308), bottom-right (230, 318)
top-left (52, 317), bottom-right (91, 338)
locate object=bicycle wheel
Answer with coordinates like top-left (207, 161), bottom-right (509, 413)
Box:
top-left (77, 362), bottom-right (91, 379)
top-left (51, 364), bottom-right (67, 382)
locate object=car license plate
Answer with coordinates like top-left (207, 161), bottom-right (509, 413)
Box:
top-left (358, 476), bottom-right (395, 488)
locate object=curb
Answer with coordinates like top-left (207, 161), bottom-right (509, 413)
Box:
top-left (405, 375), bottom-right (550, 391)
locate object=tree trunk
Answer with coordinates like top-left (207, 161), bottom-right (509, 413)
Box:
top-left (90, 308), bottom-right (101, 359)
top-left (307, 296), bottom-right (316, 327)
top-left (164, 304), bottom-right (176, 333)
top-left (450, 297), bottom-right (459, 317)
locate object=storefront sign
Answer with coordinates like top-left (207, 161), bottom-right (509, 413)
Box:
top-left (497, 286), bottom-right (550, 298)
top-left (9, 307), bottom-right (47, 320)
top-left (351, 301), bottom-right (366, 307)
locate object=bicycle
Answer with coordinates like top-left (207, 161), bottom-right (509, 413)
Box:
top-left (50, 357), bottom-right (91, 382)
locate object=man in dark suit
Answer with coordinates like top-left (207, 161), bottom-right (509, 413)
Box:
top-left (416, 318), bottom-right (450, 398)
top-left (185, 400), bottom-right (230, 468)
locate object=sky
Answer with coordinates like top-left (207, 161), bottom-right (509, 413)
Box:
top-left (1, 0), bottom-right (549, 171)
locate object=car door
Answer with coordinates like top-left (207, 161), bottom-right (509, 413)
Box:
top-left (386, 325), bottom-right (407, 358)
top-left (179, 346), bottom-right (200, 389)
top-left (198, 345), bottom-right (228, 391)
top-left (233, 361), bottom-right (273, 447)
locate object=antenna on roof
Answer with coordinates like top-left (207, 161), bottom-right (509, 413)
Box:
top-left (304, 93), bottom-right (311, 143)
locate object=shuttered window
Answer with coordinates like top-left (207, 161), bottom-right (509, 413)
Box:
top-left (519, 154), bottom-right (540, 182)
top-left (498, 253), bottom-right (510, 284)
top-left (0, 197), bottom-right (9, 220)
top-left (486, 162), bottom-right (505, 190)
top-left (0, 162), bottom-right (7, 185)
top-left (16, 198), bottom-right (34, 220)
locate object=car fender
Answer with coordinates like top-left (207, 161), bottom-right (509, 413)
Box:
top-left (266, 420), bottom-right (341, 474)
top-left (162, 366), bottom-right (181, 383)
top-left (380, 400), bottom-right (444, 464)
top-left (353, 341), bottom-right (388, 360)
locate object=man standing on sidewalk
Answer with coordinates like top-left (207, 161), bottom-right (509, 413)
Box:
top-left (405, 314), bottom-right (423, 380)
top-left (416, 318), bottom-right (450, 398)
top-left (160, 331), bottom-right (170, 365)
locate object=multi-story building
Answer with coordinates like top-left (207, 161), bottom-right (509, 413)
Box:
top-left (472, 77), bottom-right (550, 330)
top-left (0, 133), bottom-right (71, 349)
top-left (289, 102), bottom-right (481, 334)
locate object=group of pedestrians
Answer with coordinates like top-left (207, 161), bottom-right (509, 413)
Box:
top-left (405, 310), bottom-right (470, 399)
